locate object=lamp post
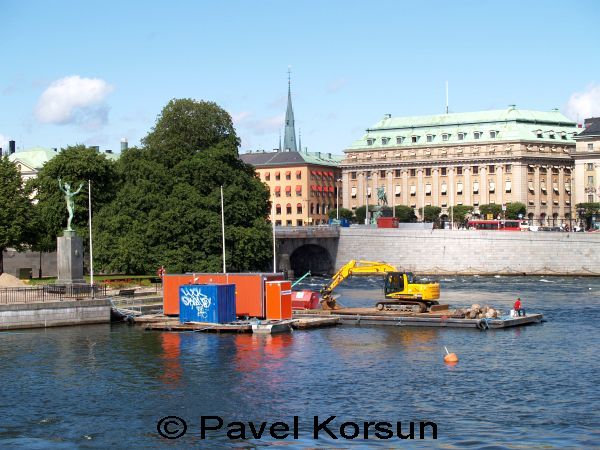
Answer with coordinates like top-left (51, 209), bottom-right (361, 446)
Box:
top-left (364, 175), bottom-right (370, 225)
top-left (577, 206), bottom-right (585, 231)
top-left (336, 178), bottom-right (342, 221)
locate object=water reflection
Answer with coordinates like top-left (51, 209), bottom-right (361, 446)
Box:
top-left (159, 332), bottom-right (182, 387)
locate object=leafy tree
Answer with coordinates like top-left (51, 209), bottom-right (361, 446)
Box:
top-left (575, 202), bottom-right (600, 229)
top-left (328, 207), bottom-right (353, 220)
top-left (505, 202), bottom-right (526, 220)
top-left (94, 99), bottom-right (272, 274)
top-left (479, 203), bottom-right (502, 219)
top-left (29, 145), bottom-right (118, 252)
top-left (353, 205), bottom-right (392, 223)
top-left (419, 205), bottom-right (442, 223)
top-left (448, 205), bottom-right (474, 225)
top-left (0, 156), bottom-right (33, 274)
top-left (394, 205), bottom-right (417, 223)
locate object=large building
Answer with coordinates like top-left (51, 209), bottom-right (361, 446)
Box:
top-left (572, 117), bottom-right (600, 205)
top-left (342, 107), bottom-right (579, 225)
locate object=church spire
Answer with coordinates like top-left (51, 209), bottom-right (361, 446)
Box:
top-left (283, 67), bottom-right (297, 152)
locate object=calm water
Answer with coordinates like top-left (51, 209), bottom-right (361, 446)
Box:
top-left (0, 276), bottom-right (599, 449)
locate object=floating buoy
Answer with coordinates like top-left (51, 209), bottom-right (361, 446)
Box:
top-left (444, 346), bottom-right (459, 363)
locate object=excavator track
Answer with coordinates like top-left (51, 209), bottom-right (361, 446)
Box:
top-left (376, 301), bottom-right (427, 313)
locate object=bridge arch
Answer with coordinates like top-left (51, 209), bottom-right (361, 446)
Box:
top-left (290, 244), bottom-right (333, 276)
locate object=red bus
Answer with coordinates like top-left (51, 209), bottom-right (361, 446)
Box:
top-left (467, 219), bottom-right (525, 231)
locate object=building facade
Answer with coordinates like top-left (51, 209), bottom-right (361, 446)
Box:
top-left (572, 117), bottom-right (600, 205)
top-left (240, 149), bottom-right (343, 226)
top-left (342, 107), bottom-right (579, 225)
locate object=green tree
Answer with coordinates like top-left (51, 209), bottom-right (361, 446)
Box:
top-left (29, 145), bottom-right (118, 253)
top-left (505, 202), bottom-right (526, 220)
top-left (448, 205), bottom-right (474, 225)
top-left (419, 205), bottom-right (442, 224)
top-left (328, 207), bottom-right (353, 220)
top-left (0, 156), bottom-right (33, 274)
top-left (479, 203), bottom-right (502, 219)
top-left (575, 202), bottom-right (600, 228)
top-left (393, 205), bottom-right (417, 223)
top-left (94, 99), bottom-right (272, 274)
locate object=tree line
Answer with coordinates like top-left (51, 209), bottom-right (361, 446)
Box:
top-left (0, 99), bottom-right (273, 275)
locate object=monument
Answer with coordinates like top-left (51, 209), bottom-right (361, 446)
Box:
top-left (371, 186), bottom-right (388, 224)
top-left (57, 179), bottom-right (85, 284)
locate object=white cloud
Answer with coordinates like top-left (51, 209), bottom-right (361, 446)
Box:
top-left (245, 114), bottom-right (284, 135)
top-left (565, 84), bottom-right (600, 121)
top-left (35, 75), bottom-right (114, 129)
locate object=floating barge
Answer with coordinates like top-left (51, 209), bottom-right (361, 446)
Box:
top-left (295, 307), bottom-right (543, 330)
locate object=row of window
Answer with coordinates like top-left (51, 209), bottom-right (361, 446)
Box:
top-left (273, 203), bottom-right (335, 215)
top-left (366, 130), bottom-right (572, 146)
top-left (350, 165), bottom-right (571, 180)
top-left (262, 170), bottom-right (337, 181)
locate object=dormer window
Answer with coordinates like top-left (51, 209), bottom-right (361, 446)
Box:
top-left (381, 137), bottom-right (390, 145)
top-left (411, 135), bottom-right (419, 143)
top-left (490, 130), bottom-right (497, 138)
top-left (367, 138), bottom-right (374, 146)
top-left (458, 132), bottom-right (466, 140)
top-left (474, 131), bottom-right (482, 139)
top-left (548, 130), bottom-right (555, 139)
top-left (442, 133), bottom-right (450, 141)
top-left (426, 134), bottom-right (435, 143)
top-left (536, 130), bottom-right (543, 138)
top-left (561, 132), bottom-right (567, 140)
top-left (396, 136), bottom-right (405, 144)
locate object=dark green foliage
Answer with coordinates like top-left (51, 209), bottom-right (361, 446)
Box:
top-left (393, 205), bottom-right (417, 223)
top-left (505, 202), bottom-right (527, 220)
top-left (419, 205), bottom-right (442, 223)
top-left (94, 99), bottom-right (271, 274)
top-left (448, 205), bottom-right (474, 224)
top-left (0, 156), bottom-right (33, 273)
top-left (28, 145), bottom-right (118, 252)
top-left (327, 207), bottom-right (353, 220)
top-left (478, 203), bottom-right (503, 219)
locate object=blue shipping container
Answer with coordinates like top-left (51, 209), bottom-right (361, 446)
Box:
top-left (179, 284), bottom-right (236, 324)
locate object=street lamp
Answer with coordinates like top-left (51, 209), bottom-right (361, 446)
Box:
top-left (336, 178), bottom-right (342, 221)
top-left (365, 175), bottom-right (370, 225)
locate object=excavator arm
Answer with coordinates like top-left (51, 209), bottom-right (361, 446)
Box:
top-left (320, 260), bottom-right (398, 309)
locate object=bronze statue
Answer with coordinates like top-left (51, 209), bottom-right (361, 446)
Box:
top-left (58, 178), bottom-right (84, 231)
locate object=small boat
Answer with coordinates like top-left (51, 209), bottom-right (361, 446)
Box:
top-left (251, 319), bottom-right (296, 334)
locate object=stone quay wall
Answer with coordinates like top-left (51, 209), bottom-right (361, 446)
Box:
top-left (335, 228), bottom-right (600, 275)
top-left (0, 299), bottom-right (111, 331)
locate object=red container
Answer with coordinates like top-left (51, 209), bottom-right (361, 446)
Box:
top-left (163, 273), bottom-right (284, 317)
top-left (291, 290), bottom-right (320, 310)
top-left (265, 280), bottom-right (292, 320)
top-left (377, 217), bottom-right (399, 228)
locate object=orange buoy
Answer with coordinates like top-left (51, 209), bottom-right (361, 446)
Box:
top-left (444, 346), bottom-right (459, 363)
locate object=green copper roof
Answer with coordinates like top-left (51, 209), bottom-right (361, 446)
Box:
top-left (347, 107), bottom-right (579, 151)
top-left (8, 147), bottom-right (58, 169)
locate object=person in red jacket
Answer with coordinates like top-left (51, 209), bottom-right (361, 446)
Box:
top-left (514, 298), bottom-right (525, 317)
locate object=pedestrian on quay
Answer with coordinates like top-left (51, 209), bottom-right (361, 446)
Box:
top-left (514, 297), bottom-right (525, 317)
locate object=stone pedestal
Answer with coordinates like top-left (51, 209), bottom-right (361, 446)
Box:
top-left (57, 231), bottom-right (84, 284)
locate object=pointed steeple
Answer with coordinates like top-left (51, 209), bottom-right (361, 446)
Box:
top-left (283, 67), bottom-right (297, 152)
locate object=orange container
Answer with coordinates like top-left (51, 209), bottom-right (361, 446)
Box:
top-left (163, 273), bottom-right (284, 317)
top-left (265, 280), bottom-right (292, 320)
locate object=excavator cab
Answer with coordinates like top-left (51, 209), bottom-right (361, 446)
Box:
top-left (384, 272), bottom-right (406, 294)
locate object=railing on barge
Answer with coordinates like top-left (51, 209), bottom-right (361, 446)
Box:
top-left (0, 284), bottom-right (108, 305)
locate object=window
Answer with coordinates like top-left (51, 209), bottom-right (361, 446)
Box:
top-left (395, 169), bottom-right (401, 177)
top-left (367, 187), bottom-right (372, 198)
top-left (396, 136), bottom-right (405, 144)
top-left (286, 204), bottom-right (292, 214)
top-left (472, 166), bottom-right (479, 175)
top-left (296, 203), bottom-right (303, 214)
top-left (489, 180), bottom-right (495, 193)
top-left (296, 185), bottom-right (302, 196)
top-left (410, 169), bottom-right (416, 177)
top-left (425, 168), bottom-right (432, 176)
top-left (441, 183), bottom-right (447, 195)
top-left (442, 133), bottom-right (450, 141)
top-left (528, 165), bottom-right (534, 174)
top-left (351, 187), bottom-right (357, 198)
top-left (265, 172), bottom-right (270, 181)
top-left (296, 220), bottom-right (303, 226)
top-left (382, 137), bottom-right (390, 145)
top-left (285, 186), bottom-right (292, 196)
top-left (536, 131), bottom-right (543, 138)
top-left (552, 167), bottom-right (559, 175)
top-left (458, 133), bottom-right (465, 140)
top-left (456, 166), bottom-right (463, 175)
top-left (490, 131), bottom-right (497, 138)
top-left (351, 171), bottom-right (357, 180)
top-left (549, 132), bottom-right (555, 139)
top-left (473, 181), bottom-right (479, 194)
top-left (505, 164), bottom-right (512, 173)
top-left (395, 185), bottom-right (401, 197)
top-left (286, 171), bottom-right (291, 180)
top-left (296, 170), bottom-right (302, 180)
top-left (412, 135), bottom-right (419, 143)
top-left (380, 170), bottom-right (386, 179)
top-left (275, 172), bottom-right (281, 180)
top-left (410, 185), bottom-right (416, 196)
top-left (457, 182), bottom-right (463, 194)
top-left (589, 195), bottom-right (594, 202)
top-left (275, 220), bottom-right (282, 226)
top-left (474, 131), bottom-right (481, 139)
top-left (441, 167), bottom-right (447, 176)
top-left (528, 180), bottom-right (534, 193)
top-left (367, 138), bottom-right (374, 146)
top-left (587, 163), bottom-right (594, 171)
top-left (427, 134), bottom-right (434, 143)
top-left (588, 143), bottom-right (594, 151)
top-left (588, 176), bottom-right (594, 186)
top-left (540, 167), bottom-right (547, 174)
top-left (276, 204), bottom-right (281, 215)
top-left (425, 184), bottom-right (432, 196)
top-left (488, 165), bottom-right (495, 174)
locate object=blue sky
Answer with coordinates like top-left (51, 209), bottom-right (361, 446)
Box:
top-left (1, 0), bottom-right (599, 156)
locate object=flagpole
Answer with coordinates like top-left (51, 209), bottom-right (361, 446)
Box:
top-left (221, 185), bottom-right (226, 274)
top-left (88, 180), bottom-right (94, 297)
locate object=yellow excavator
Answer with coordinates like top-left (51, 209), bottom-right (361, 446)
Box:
top-left (320, 260), bottom-right (440, 312)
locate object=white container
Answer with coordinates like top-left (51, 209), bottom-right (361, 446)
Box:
top-left (510, 309), bottom-right (517, 318)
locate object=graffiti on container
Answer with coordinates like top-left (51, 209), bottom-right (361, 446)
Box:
top-left (181, 287), bottom-right (212, 318)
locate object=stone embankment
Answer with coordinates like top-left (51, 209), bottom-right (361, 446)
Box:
top-left (336, 228), bottom-right (600, 275)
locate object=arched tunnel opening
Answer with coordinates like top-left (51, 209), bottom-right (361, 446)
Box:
top-left (290, 244), bottom-right (333, 276)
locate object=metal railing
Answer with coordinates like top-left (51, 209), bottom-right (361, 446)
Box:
top-left (0, 284), bottom-right (107, 305)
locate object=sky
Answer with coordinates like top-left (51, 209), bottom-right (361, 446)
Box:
top-left (1, 0), bottom-right (599, 156)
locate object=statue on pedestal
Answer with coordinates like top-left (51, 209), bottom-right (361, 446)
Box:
top-left (371, 186), bottom-right (388, 224)
top-left (58, 179), bottom-right (84, 232)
